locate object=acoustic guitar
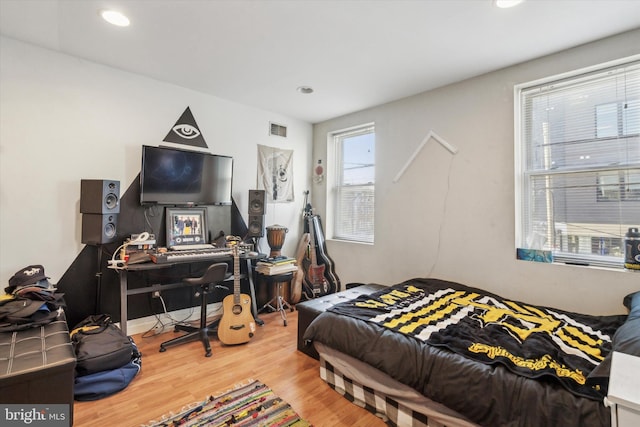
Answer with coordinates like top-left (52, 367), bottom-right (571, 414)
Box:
top-left (302, 216), bottom-right (329, 298)
top-left (218, 245), bottom-right (255, 345)
top-left (291, 232), bottom-right (310, 304)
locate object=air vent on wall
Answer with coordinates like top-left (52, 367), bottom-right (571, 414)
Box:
top-left (269, 122), bottom-right (287, 138)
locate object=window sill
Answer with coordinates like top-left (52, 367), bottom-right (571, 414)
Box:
top-left (327, 238), bottom-right (374, 246)
top-left (552, 261), bottom-right (637, 274)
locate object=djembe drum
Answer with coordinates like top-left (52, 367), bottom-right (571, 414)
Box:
top-left (266, 224), bottom-right (288, 258)
top-left (264, 224), bottom-right (291, 306)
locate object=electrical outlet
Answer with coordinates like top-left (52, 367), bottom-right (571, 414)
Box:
top-left (152, 291), bottom-right (161, 298)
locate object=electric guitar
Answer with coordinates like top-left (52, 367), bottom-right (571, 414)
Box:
top-left (310, 215), bottom-right (340, 293)
top-left (218, 245), bottom-right (255, 345)
top-left (302, 216), bottom-right (329, 298)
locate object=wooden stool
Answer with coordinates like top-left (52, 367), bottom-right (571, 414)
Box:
top-left (258, 272), bottom-right (294, 326)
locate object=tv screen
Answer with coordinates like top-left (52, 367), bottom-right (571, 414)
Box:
top-left (140, 145), bottom-right (233, 206)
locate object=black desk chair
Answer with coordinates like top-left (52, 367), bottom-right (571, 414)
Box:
top-left (159, 263), bottom-right (228, 357)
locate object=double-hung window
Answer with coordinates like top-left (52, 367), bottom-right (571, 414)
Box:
top-left (330, 124), bottom-right (375, 243)
top-left (515, 57), bottom-right (640, 268)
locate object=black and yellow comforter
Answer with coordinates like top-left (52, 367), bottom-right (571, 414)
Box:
top-left (304, 278), bottom-right (629, 427)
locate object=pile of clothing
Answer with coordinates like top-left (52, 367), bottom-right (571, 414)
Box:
top-left (0, 265), bottom-right (65, 332)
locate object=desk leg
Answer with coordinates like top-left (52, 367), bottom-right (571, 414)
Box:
top-left (118, 270), bottom-right (128, 336)
top-left (246, 258), bottom-right (264, 326)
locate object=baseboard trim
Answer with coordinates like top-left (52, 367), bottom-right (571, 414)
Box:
top-left (116, 302), bottom-right (223, 336)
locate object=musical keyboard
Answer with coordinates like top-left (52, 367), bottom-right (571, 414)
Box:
top-left (151, 248), bottom-right (233, 264)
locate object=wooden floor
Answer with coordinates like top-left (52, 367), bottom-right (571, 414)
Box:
top-left (73, 309), bottom-right (385, 426)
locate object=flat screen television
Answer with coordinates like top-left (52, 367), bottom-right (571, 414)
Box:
top-left (140, 145), bottom-right (233, 206)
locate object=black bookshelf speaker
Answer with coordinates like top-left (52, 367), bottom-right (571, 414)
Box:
top-left (80, 179), bottom-right (120, 214)
top-left (247, 215), bottom-right (264, 237)
top-left (248, 190), bottom-right (266, 215)
top-left (82, 214), bottom-right (118, 245)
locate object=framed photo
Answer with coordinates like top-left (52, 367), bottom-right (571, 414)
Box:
top-left (165, 207), bottom-right (208, 248)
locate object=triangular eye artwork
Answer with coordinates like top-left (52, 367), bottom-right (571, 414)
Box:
top-left (163, 106), bottom-right (208, 148)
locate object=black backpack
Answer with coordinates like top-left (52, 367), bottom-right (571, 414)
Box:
top-left (74, 339), bottom-right (142, 401)
top-left (70, 314), bottom-right (136, 377)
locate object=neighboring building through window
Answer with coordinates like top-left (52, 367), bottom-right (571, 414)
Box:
top-left (329, 124), bottom-right (375, 243)
top-left (515, 57), bottom-right (640, 268)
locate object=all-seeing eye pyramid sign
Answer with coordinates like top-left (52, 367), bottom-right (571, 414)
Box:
top-left (163, 107), bottom-right (208, 148)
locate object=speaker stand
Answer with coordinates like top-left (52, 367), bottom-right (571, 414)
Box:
top-left (95, 245), bottom-right (103, 313)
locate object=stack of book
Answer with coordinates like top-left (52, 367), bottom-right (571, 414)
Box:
top-left (255, 256), bottom-right (298, 275)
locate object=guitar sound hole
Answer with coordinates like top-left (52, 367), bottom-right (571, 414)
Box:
top-left (232, 305), bottom-right (242, 315)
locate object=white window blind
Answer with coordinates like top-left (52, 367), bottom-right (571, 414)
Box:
top-left (332, 125), bottom-right (375, 243)
top-left (516, 58), bottom-right (640, 268)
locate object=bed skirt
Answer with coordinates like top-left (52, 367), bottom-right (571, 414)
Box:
top-left (317, 342), bottom-right (478, 427)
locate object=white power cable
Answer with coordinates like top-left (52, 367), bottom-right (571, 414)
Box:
top-left (107, 232), bottom-right (151, 270)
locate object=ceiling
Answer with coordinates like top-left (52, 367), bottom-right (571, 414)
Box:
top-left (1, 0), bottom-right (640, 124)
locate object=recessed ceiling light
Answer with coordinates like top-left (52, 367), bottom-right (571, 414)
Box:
top-left (100, 10), bottom-right (130, 27)
top-left (494, 0), bottom-right (524, 8)
top-left (297, 86), bottom-right (314, 94)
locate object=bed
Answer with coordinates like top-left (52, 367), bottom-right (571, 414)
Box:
top-left (302, 278), bottom-right (640, 427)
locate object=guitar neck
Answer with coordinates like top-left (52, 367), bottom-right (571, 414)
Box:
top-left (233, 246), bottom-right (240, 303)
top-left (308, 217), bottom-right (319, 266)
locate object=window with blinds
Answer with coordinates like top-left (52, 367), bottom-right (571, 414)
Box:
top-left (331, 124), bottom-right (375, 243)
top-left (515, 57), bottom-right (640, 268)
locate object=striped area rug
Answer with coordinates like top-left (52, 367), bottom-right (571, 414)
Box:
top-left (143, 379), bottom-right (311, 426)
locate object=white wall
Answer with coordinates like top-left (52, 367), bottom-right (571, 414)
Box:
top-left (0, 37), bottom-right (313, 288)
top-left (313, 29), bottom-right (640, 316)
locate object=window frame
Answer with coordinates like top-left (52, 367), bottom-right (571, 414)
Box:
top-left (514, 55), bottom-right (640, 269)
top-left (327, 123), bottom-right (375, 244)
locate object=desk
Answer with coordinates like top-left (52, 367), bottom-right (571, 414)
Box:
top-left (113, 253), bottom-right (264, 335)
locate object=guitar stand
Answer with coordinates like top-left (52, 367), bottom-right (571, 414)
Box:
top-left (259, 272), bottom-right (294, 326)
